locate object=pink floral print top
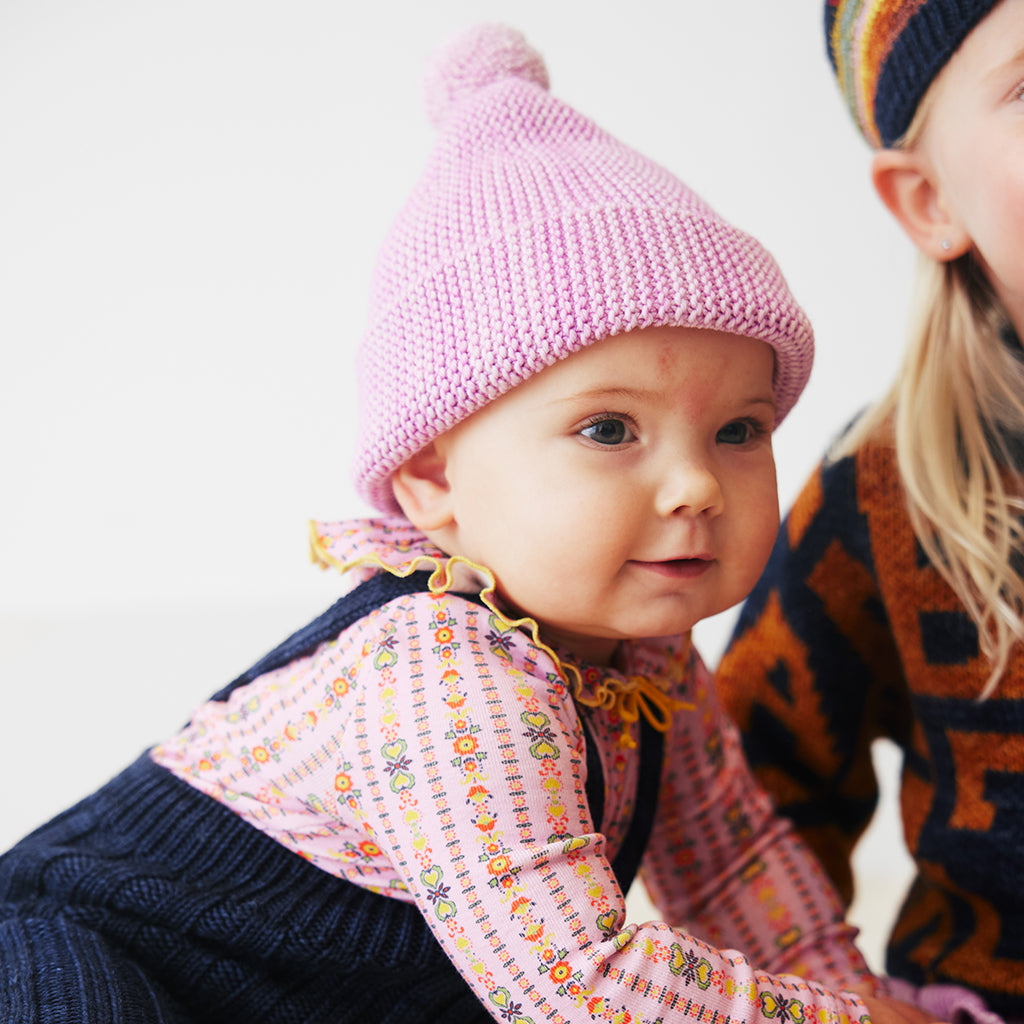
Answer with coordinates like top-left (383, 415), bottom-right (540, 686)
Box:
top-left (152, 516), bottom-right (873, 1024)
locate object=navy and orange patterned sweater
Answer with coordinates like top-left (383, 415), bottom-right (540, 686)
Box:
top-left (716, 426), bottom-right (1024, 1019)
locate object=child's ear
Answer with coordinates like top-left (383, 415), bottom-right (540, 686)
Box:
top-left (870, 148), bottom-right (970, 262)
top-left (391, 442), bottom-right (455, 532)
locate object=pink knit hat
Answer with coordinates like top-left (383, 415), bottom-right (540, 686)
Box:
top-left (353, 24), bottom-right (814, 512)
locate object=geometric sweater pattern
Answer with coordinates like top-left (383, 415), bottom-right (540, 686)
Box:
top-left (717, 428), bottom-right (1024, 1019)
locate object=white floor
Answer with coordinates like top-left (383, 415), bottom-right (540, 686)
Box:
top-left (1, 605), bottom-right (913, 977)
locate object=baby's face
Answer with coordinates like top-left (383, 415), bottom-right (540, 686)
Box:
top-left (434, 325), bottom-right (780, 664)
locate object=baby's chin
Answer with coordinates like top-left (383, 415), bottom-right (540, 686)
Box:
top-left (537, 626), bottom-right (622, 668)
top-left (535, 618), bottom-right (696, 669)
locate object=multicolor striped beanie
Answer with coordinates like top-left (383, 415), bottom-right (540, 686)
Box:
top-left (825, 0), bottom-right (1000, 147)
top-left (353, 24), bottom-right (814, 513)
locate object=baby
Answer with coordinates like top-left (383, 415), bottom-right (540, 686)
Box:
top-left (0, 22), bottom-right (930, 1024)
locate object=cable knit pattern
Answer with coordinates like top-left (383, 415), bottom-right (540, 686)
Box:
top-left (353, 24), bottom-right (813, 511)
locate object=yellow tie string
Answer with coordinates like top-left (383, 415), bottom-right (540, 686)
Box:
top-left (573, 672), bottom-right (693, 748)
top-left (309, 526), bottom-right (694, 746)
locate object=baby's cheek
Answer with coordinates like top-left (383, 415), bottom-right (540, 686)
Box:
top-left (736, 478), bottom-right (779, 576)
top-left (748, 529), bottom-right (776, 586)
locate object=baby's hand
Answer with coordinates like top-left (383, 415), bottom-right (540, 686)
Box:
top-left (881, 979), bottom-right (1007, 1024)
top-left (857, 990), bottom-right (948, 1024)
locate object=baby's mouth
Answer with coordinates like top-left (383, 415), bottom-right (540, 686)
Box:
top-left (632, 557), bottom-right (713, 579)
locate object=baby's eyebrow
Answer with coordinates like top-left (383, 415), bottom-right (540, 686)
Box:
top-left (554, 387), bottom-right (777, 410)
top-left (553, 385), bottom-right (652, 405)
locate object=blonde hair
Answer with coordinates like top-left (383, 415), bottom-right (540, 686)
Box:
top-left (837, 224), bottom-right (1024, 698)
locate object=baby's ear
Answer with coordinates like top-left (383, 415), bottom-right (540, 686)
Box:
top-left (870, 147), bottom-right (969, 261)
top-left (391, 442), bottom-right (455, 531)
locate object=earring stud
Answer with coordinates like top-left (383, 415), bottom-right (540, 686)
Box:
top-left (941, 239), bottom-right (952, 251)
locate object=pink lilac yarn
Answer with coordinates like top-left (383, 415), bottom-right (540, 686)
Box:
top-left (353, 23), bottom-right (814, 513)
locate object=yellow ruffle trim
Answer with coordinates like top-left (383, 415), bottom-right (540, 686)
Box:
top-left (309, 523), bottom-right (692, 747)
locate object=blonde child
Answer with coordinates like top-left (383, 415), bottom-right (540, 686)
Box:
top-left (717, 2), bottom-right (1024, 1020)
top-left (0, 23), bottom-right (941, 1024)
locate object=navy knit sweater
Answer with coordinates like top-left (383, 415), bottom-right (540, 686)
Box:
top-left (717, 428), bottom-right (1024, 1018)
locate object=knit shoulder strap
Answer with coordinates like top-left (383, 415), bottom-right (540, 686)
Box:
top-left (213, 571), bottom-right (661, 893)
top-left (210, 571), bottom-right (436, 702)
top-left (578, 710), bottom-right (663, 895)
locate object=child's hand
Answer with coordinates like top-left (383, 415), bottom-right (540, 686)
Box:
top-left (855, 989), bottom-right (949, 1024)
top-left (879, 979), bottom-right (1007, 1024)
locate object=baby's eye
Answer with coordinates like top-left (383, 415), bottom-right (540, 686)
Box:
top-left (580, 416), bottom-right (635, 446)
top-left (717, 420), bottom-right (760, 445)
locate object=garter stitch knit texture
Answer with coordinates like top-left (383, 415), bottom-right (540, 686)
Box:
top-left (825, 0), bottom-right (1000, 147)
top-left (352, 23), bottom-right (814, 513)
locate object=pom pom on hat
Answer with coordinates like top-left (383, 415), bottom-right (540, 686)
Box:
top-left (353, 24), bottom-right (815, 512)
top-left (824, 0), bottom-right (999, 147)
top-left (422, 23), bottom-right (548, 127)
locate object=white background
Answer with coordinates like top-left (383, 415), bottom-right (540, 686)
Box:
top-left (1, 0), bottom-right (914, 972)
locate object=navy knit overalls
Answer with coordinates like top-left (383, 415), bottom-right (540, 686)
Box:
top-left (0, 572), bottom-right (664, 1024)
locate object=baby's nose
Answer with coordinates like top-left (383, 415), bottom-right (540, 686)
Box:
top-left (654, 460), bottom-right (723, 518)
